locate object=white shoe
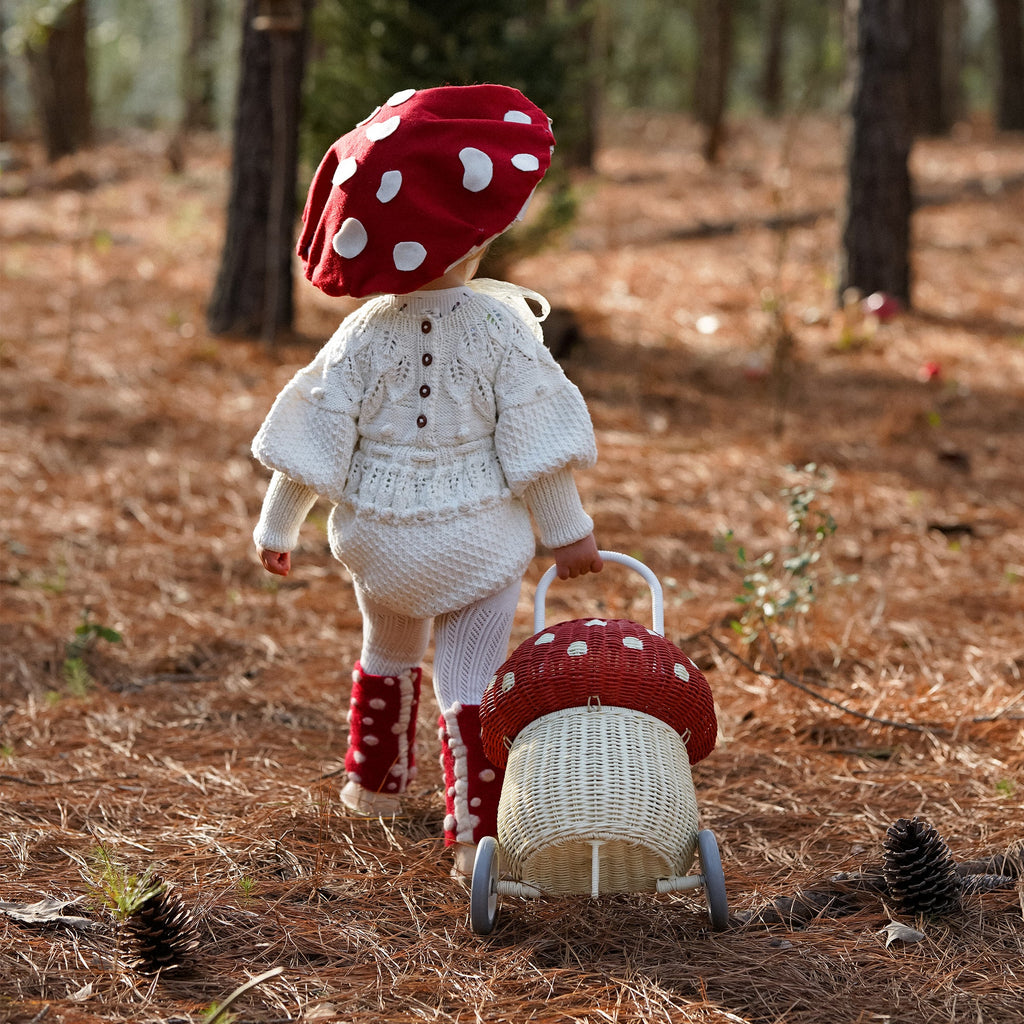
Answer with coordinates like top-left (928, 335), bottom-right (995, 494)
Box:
top-left (340, 780), bottom-right (401, 817)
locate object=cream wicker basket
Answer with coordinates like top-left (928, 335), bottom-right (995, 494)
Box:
top-left (470, 552), bottom-right (728, 935)
top-left (498, 704), bottom-right (700, 895)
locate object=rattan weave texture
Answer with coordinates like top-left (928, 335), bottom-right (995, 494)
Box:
top-left (496, 705), bottom-right (701, 894)
top-left (480, 617), bottom-right (717, 767)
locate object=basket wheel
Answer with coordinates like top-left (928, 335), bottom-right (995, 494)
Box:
top-left (470, 835), bottom-right (500, 935)
top-left (698, 829), bottom-right (729, 931)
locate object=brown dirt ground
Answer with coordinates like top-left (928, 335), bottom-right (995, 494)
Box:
top-left (1, 113), bottom-right (1023, 1024)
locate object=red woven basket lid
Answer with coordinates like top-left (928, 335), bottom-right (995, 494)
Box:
top-left (480, 617), bottom-right (717, 768)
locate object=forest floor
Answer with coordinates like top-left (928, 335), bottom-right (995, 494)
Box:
top-left (1, 111), bottom-right (1023, 1024)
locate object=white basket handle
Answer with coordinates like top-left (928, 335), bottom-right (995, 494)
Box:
top-left (533, 550), bottom-right (665, 636)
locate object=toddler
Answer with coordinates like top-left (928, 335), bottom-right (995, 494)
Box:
top-left (251, 84), bottom-right (601, 875)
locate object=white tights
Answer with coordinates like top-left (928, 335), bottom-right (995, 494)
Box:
top-left (356, 579), bottom-right (522, 708)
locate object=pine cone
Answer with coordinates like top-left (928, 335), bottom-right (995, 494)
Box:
top-left (882, 817), bottom-right (962, 917)
top-left (123, 878), bottom-right (199, 975)
top-left (960, 873), bottom-right (1016, 895)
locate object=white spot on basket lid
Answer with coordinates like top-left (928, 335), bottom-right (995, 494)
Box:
top-left (391, 723), bottom-right (403, 734)
top-left (535, 632), bottom-right (555, 645)
top-left (362, 716), bottom-right (373, 726)
top-left (470, 797), bottom-right (481, 808)
top-left (376, 169), bottom-right (402, 203)
top-left (332, 156), bottom-right (357, 186)
top-left (369, 698), bottom-right (386, 710)
top-left (460, 147), bottom-right (493, 192)
top-left (386, 781), bottom-right (399, 791)
top-left (366, 115), bottom-right (401, 141)
top-left (363, 734), bottom-right (379, 746)
top-left (384, 677), bottom-right (396, 686)
top-left (479, 768), bottom-right (496, 783)
top-left (389, 764), bottom-right (404, 776)
top-left (504, 110), bottom-right (532, 124)
top-left (568, 641), bottom-right (588, 657)
top-left (584, 619), bottom-right (607, 627)
top-left (387, 88), bottom-right (416, 106)
top-left (351, 750), bottom-right (366, 764)
top-left (674, 662), bottom-right (690, 681)
top-left (393, 241), bottom-right (427, 271)
top-left (512, 152), bottom-right (540, 172)
top-left (622, 636), bottom-right (644, 650)
top-left (500, 672), bottom-right (515, 693)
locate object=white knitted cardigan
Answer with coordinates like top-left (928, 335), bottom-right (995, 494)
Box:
top-left (252, 280), bottom-right (597, 617)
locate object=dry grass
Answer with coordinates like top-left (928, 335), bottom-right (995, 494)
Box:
top-left (1, 113), bottom-right (1023, 1023)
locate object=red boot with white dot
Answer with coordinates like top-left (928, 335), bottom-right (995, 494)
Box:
top-left (439, 703), bottom-right (504, 877)
top-left (341, 663), bottom-right (421, 816)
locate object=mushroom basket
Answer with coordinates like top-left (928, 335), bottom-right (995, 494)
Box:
top-left (471, 552), bottom-right (728, 934)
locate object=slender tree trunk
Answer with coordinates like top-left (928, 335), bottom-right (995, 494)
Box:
top-left (839, 0), bottom-right (913, 307)
top-left (761, 0), bottom-right (787, 117)
top-left (696, 0), bottom-right (734, 163)
top-left (182, 0), bottom-right (219, 131)
top-left (207, 0), bottom-right (311, 341)
top-left (25, 0), bottom-right (92, 161)
top-left (0, 2), bottom-right (9, 141)
top-left (558, 0), bottom-right (605, 170)
top-left (994, 0), bottom-right (1024, 130)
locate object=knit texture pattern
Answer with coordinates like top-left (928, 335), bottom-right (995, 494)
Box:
top-left (345, 664), bottom-right (422, 795)
top-left (253, 282), bottom-right (597, 617)
top-left (439, 703), bottom-right (504, 845)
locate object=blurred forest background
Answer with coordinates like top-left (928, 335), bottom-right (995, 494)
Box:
top-left (3, 0), bottom-right (1023, 342)
top-left (3, 4), bottom-right (1024, 1022)
top-left (2, 0), bottom-right (1020, 147)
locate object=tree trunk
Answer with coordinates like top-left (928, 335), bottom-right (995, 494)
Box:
top-left (761, 0), bottom-right (786, 117)
top-left (940, 0), bottom-right (964, 129)
top-left (0, 2), bottom-right (9, 142)
top-left (839, 0), bottom-right (913, 307)
top-left (558, 0), bottom-right (605, 170)
top-left (696, 0), bottom-right (734, 163)
top-left (25, 0), bottom-right (92, 161)
top-left (182, 0), bottom-right (220, 132)
top-left (908, 0), bottom-right (948, 135)
top-left (207, 0), bottom-right (311, 341)
top-left (994, 0), bottom-right (1024, 130)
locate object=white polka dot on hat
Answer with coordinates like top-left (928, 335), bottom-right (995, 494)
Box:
top-left (297, 84), bottom-right (556, 298)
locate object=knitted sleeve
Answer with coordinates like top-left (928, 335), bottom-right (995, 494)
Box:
top-left (253, 471), bottom-right (320, 552)
top-left (251, 327), bottom-right (364, 504)
top-left (492, 310), bottom-right (597, 494)
top-left (522, 468), bottom-right (594, 549)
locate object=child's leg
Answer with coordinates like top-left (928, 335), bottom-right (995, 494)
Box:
top-left (342, 589), bottom-right (431, 815)
top-left (433, 579), bottom-right (520, 871)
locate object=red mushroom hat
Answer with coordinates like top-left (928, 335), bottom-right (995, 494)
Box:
top-left (297, 84), bottom-right (555, 298)
top-left (480, 618), bottom-right (717, 768)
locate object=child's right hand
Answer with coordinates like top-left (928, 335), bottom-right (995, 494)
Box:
top-left (258, 546), bottom-right (291, 576)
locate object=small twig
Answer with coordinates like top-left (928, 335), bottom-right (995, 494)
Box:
top-left (205, 966), bottom-right (285, 1024)
top-left (972, 693), bottom-right (1024, 724)
top-left (700, 628), bottom-right (945, 735)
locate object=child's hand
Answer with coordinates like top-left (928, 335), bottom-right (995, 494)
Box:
top-left (258, 546), bottom-right (291, 577)
top-left (553, 534), bottom-right (603, 580)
